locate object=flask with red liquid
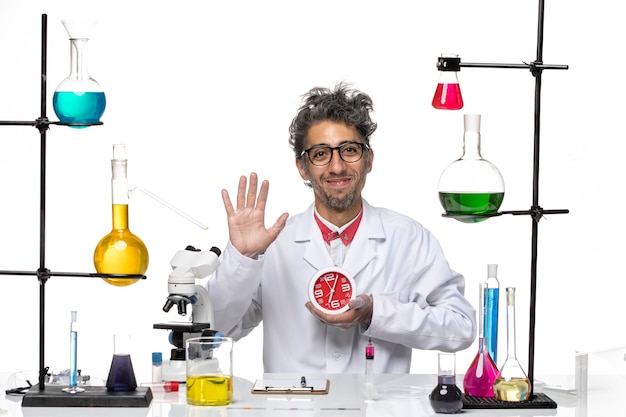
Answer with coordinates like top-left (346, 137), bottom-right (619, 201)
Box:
top-left (432, 54), bottom-right (463, 110)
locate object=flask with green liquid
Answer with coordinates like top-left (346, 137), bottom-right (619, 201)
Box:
top-left (438, 114), bottom-right (505, 223)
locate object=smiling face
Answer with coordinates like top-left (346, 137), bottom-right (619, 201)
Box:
top-left (296, 120), bottom-right (373, 225)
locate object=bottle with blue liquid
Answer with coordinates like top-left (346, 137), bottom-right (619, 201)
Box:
top-left (53, 19), bottom-right (106, 128)
top-left (484, 264), bottom-right (500, 364)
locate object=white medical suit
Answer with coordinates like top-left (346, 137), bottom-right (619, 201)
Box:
top-left (207, 199), bottom-right (476, 373)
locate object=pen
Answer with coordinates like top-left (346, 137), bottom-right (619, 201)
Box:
top-left (300, 376), bottom-right (306, 388)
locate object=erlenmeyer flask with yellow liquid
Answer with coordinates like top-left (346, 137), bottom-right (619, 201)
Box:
top-left (94, 144), bottom-right (149, 286)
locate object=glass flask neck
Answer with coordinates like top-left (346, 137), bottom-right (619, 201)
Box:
top-left (111, 157), bottom-right (130, 231)
top-left (111, 158), bottom-right (129, 206)
top-left (113, 334), bottom-right (132, 356)
top-left (461, 127), bottom-right (483, 160)
top-left (68, 38), bottom-right (92, 81)
top-left (505, 287), bottom-right (518, 360)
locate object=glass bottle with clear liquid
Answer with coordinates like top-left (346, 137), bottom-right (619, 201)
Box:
top-left (93, 144), bottom-right (149, 286)
top-left (463, 283), bottom-right (499, 397)
top-left (53, 19), bottom-right (106, 128)
top-left (429, 352), bottom-right (463, 414)
top-left (106, 334), bottom-right (137, 392)
top-left (493, 287), bottom-right (531, 401)
top-left (484, 264), bottom-right (500, 364)
top-left (438, 114), bottom-right (505, 223)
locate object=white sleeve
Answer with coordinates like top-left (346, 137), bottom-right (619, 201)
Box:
top-left (206, 242), bottom-right (264, 340)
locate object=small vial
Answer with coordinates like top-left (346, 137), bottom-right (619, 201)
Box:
top-left (140, 381), bottom-right (179, 393)
top-left (365, 337), bottom-right (375, 400)
top-left (152, 352), bottom-right (163, 383)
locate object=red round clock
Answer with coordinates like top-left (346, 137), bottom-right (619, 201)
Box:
top-left (308, 267), bottom-right (356, 315)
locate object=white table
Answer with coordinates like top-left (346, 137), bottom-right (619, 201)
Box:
top-left (1, 372), bottom-right (616, 416)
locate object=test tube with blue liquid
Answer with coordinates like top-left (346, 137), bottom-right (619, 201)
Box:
top-left (62, 311), bottom-right (84, 393)
top-left (484, 264), bottom-right (500, 364)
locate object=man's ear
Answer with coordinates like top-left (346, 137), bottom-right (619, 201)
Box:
top-left (296, 158), bottom-right (308, 181)
top-left (366, 148), bottom-right (374, 173)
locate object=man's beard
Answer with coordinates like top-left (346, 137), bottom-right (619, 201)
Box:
top-left (303, 166), bottom-right (365, 211)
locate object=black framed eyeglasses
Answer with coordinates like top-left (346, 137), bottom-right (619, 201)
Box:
top-left (299, 141), bottom-right (369, 166)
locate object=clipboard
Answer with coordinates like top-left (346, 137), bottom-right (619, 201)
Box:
top-left (251, 376), bottom-right (330, 395)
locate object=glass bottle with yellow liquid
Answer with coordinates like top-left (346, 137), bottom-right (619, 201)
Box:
top-left (493, 287), bottom-right (531, 401)
top-left (93, 144), bottom-right (148, 286)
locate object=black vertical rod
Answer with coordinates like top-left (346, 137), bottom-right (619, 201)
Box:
top-left (528, 0), bottom-right (546, 396)
top-left (38, 13), bottom-right (48, 391)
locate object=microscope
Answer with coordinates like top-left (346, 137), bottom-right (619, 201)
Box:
top-left (153, 245), bottom-right (221, 382)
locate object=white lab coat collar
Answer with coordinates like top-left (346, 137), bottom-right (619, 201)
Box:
top-left (294, 199), bottom-right (385, 278)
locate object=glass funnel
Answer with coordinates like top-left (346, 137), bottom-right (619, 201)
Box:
top-left (93, 144), bottom-right (149, 286)
top-left (493, 287), bottom-right (531, 401)
top-left (438, 114), bottom-right (505, 223)
top-left (53, 19), bottom-right (106, 128)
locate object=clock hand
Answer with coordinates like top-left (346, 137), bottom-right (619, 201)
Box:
top-left (328, 273), bottom-right (339, 302)
top-left (323, 274), bottom-right (333, 291)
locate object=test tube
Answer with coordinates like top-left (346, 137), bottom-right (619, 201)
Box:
top-left (62, 311), bottom-right (84, 393)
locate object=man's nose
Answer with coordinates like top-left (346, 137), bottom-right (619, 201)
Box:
top-left (328, 148), bottom-right (346, 170)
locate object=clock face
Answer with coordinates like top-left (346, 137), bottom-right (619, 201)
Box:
top-left (308, 267), bottom-right (356, 315)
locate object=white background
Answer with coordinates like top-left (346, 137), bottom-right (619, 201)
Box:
top-left (0, 0), bottom-right (624, 384)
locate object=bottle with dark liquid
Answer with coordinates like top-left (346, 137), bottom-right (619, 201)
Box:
top-left (438, 114), bottom-right (505, 223)
top-left (93, 144), bottom-right (149, 286)
top-left (429, 352), bottom-right (463, 414)
top-left (106, 334), bottom-right (137, 392)
top-left (493, 287), bottom-right (531, 401)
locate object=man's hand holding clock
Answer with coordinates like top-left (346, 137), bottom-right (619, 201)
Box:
top-left (306, 267), bottom-right (373, 330)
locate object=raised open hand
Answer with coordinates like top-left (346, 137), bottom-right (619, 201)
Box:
top-left (222, 173), bottom-right (289, 258)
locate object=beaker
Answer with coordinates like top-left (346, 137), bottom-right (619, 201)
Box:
top-left (186, 336), bottom-right (234, 406)
top-left (106, 334), bottom-right (137, 392)
top-left (53, 19), bottom-right (106, 128)
top-left (432, 54), bottom-right (463, 110)
top-left (93, 144), bottom-right (149, 286)
top-left (493, 287), bottom-right (531, 401)
top-left (438, 114), bottom-right (505, 223)
top-left (429, 352), bottom-right (463, 414)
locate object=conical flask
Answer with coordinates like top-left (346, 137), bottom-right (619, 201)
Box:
top-left (463, 283), bottom-right (499, 397)
top-left (106, 334), bottom-right (137, 392)
top-left (493, 287), bottom-right (531, 401)
top-left (93, 144), bottom-right (149, 286)
top-left (438, 114), bottom-right (505, 223)
top-left (53, 19), bottom-right (106, 128)
top-left (432, 54), bottom-right (463, 110)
